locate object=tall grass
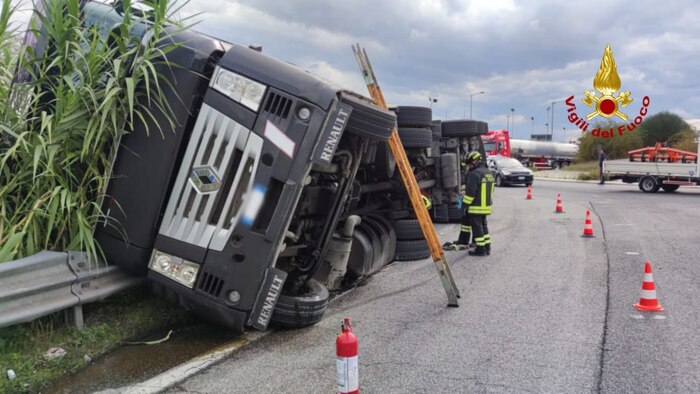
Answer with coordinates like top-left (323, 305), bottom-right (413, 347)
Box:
top-left (0, 0), bottom-right (187, 264)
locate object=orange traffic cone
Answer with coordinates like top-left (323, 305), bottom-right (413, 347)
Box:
top-left (582, 210), bottom-right (594, 237)
top-left (554, 194), bottom-right (564, 213)
top-left (525, 185), bottom-right (533, 200)
top-left (634, 261), bottom-right (664, 312)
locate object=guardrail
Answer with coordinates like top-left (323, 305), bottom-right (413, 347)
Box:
top-left (0, 251), bottom-right (143, 329)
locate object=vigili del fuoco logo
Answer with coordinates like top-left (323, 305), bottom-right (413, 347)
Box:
top-left (565, 44), bottom-right (650, 138)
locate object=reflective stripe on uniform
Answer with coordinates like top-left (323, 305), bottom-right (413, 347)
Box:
top-left (468, 206), bottom-right (492, 214)
top-left (422, 195), bottom-right (432, 210)
top-left (474, 236), bottom-right (486, 246)
top-left (460, 225), bottom-right (472, 232)
top-left (463, 195), bottom-right (474, 204)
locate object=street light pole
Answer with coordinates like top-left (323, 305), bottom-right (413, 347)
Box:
top-left (530, 116), bottom-right (534, 136)
top-left (510, 108), bottom-right (515, 136)
top-left (546, 106), bottom-right (550, 134)
top-left (550, 99), bottom-right (563, 136)
top-left (429, 97), bottom-right (438, 109)
top-left (506, 115), bottom-right (510, 132)
top-left (468, 91), bottom-right (485, 119)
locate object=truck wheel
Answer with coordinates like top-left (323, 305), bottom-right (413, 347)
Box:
top-left (271, 279), bottom-right (329, 328)
top-left (441, 120), bottom-right (488, 137)
top-left (393, 106), bottom-right (433, 128)
top-left (340, 95), bottom-right (396, 141)
top-left (395, 239), bottom-right (431, 261)
top-left (639, 176), bottom-right (660, 193)
top-left (552, 161), bottom-right (561, 170)
top-left (398, 127), bottom-right (432, 148)
top-left (495, 175), bottom-right (503, 187)
top-left (661, 184), bottom-right (679, 192)
top-left (393, 219), bottom-right (425, 240)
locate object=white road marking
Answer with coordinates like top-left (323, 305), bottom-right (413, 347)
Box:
top-left (615, 224), bottom-right (634, 226)
top-left (652, 315), bottom-right (667, 320)
top-left (631, 314), bottom-right (644, 319)
top-left (626, 252), bottom-right (640, 255)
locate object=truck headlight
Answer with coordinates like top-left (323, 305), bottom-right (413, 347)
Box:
top-left (149, 250), bottom-right (200, 289)
top-left (211, 66), bottom-right (266, 112)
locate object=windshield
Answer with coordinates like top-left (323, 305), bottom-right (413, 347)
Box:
top-left (484, 142), bottom-right (496, 153)
top-left (496, 158), bottom-right (524, 168)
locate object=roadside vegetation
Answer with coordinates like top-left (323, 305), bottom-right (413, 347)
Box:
top-left (0, 0), bottom-right (185, 264)
top-left (575, 113), bottom-right (697, 163)
top-left (0, 287), bottom-right (192, 393)
top-left (0, 1), bottom-right (196, 392)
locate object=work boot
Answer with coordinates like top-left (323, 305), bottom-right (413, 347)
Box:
top-left (485, 244), bottom-right (491, 255)
top-left (453, 243), bottom-right (468, 251)
top-left (468, 247), bottom-right (486, 256)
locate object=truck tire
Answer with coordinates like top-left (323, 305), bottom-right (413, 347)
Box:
top-left (552, 161), bottom-right (561, 170)
top-left (431, 204), bottom-right (449, 223)
top-left (398, 127), bottom-right (432, 148)
top-left (364, 214), bottom-right (397, 267)
top-left (341, 95), bottom-right (396, 141)
top-left (661, 184), bottom-right (679, 192)
top-left (395, 239), bottom-right (430, 261)
top-left (393, 106), bottom-right (433, 128)
top-left (393, 219), bottom-right (425, 240)
top-left (373, 142), bottom-right (396, 181)
top-left (271, 279), bottom-right (329, 328)
top-left (441, 120), bottom-right (488, 137)
top-left (448, 205), bottom-right (463, 222)
top-left (639, 176), bottom-right (660, 193)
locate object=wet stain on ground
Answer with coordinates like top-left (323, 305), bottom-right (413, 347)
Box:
top-left (45, 323), bottom-right (239, 394)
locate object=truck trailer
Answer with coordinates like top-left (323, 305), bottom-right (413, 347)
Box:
top-left (483, 130), bottom-right (578, 169)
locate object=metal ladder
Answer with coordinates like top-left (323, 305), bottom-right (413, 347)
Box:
top-left (352, 44), bottom-right (460, 307)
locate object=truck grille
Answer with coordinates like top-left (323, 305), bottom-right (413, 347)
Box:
top-left (159, 104), bottom-right (263, 251)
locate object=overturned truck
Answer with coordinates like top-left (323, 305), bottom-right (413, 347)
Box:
top-left (63, 0), bottom-right (406, 332)
top-left (18, 0), bottom-right (488, 332)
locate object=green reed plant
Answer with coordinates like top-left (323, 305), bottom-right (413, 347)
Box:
top-left (0, 0), bottom-right (188, 264)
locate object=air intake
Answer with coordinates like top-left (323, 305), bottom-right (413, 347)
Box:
top-left (263, 92), bottom-right (292, 119)
top-left (197, 271), bottom-right (224, 298)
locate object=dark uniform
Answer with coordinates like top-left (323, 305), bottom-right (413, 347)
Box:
top-left (462, 153), bottom-right (494, 256)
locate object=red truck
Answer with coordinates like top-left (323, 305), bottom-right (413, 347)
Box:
top-left (482, 130), bottom-right (578, 169)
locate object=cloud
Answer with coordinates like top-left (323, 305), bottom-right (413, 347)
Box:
top-left (158, 0), bottom-right (700, 140)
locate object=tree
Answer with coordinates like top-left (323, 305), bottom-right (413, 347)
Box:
top-left (576, 119), bottom-right (644, 162)
top-left (667, 129), bottom-right (698, 153)
top-left (637, 111), bottom-right (692, 146)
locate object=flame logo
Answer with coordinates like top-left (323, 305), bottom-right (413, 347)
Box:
top-left (593, 45), bottom-right (621, 95)
top-left (582, 44), bottom-right (633, 120)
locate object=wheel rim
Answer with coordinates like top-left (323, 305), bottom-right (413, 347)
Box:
top-left (643, 179), bottom-right (654, 191)
top-left (496, 175), bottom-right (502, 186)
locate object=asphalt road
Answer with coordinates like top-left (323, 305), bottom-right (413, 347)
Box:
top-left (166, 180), bottom-right (700, 394)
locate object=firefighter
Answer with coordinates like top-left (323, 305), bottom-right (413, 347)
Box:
top-left (442, 156), bottom-right (475, 251)
top-left (462, 151), bottom-right (494, 256)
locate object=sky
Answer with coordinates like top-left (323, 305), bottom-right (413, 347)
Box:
top-left (179, 0), bottom-right (700, 142)
top-left (11, 0), bottom-right (700, 141)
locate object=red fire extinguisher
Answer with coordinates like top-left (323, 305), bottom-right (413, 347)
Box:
top-left (336, 317), bottom-right (359, 394)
